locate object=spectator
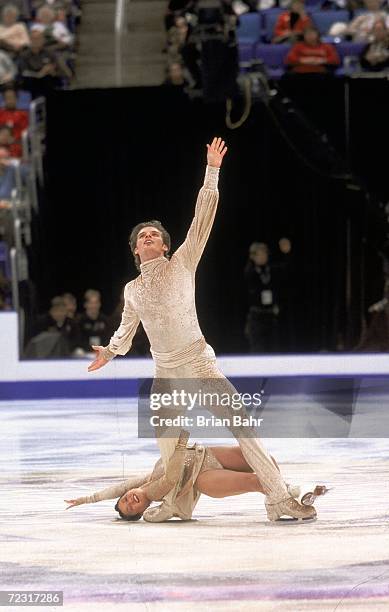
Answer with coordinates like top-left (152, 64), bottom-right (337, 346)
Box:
top-left (244, 242), bottom-right (281, 353)
top-left (167, 15), bottom-right (189, 62)
top-left (62, 291), bottom-right (77, 319)
top-left (77, 290), bottom-right (110, 353)
top-left (31, 5), bottom-right (73, 49)
top-left (19, 30), bottom-right (71, 97)
top-left (27, 295), bottom-right (80, 358)
top-left (274, 237), bottom-right (296, 351)
top-left (330, 0), bottom-right (389, 41)
top-left (285, 27), bottom-right (340, 74)
top-left (0, 4), bottom-right (30, 54)
top-left (164, 61), bottom-right (192, 87)
top-left (0, 88), bottom-right (28, 158)
top-left (0, 1), bottom-right (30, 21)
top-left (0, 47), bottom-right (16, 84)
top-left (272, 0), bottom-right (312, 44)
top-left (360, 18), bottom-right (389, 70)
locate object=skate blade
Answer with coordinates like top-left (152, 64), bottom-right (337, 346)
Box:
top-left (272, 516), bottom-right (317, 523)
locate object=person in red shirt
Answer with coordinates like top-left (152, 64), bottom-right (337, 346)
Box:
top-left (272, 0), bottom-right (313, 44)
top-left (0, 88), bottom-right (28, 158)
top-left (285, 26), bottom-right (340, 74)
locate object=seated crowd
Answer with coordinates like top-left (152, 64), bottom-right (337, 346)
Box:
top-left (0, 1), bottom-right (79, 98)
top-left (163, 0), bottom-right (389, 83)
top-left (23, 289), bottom-right (150, 358)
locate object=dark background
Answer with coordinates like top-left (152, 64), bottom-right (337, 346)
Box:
top-left (31, 78), bottom-right (389, 354)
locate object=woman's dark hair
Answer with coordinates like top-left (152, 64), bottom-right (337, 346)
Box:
top-left (114, 499), bottom-right (142, 522)
top-left (128, 220), bottom-right (171, 271)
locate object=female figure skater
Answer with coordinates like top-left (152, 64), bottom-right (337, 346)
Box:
top-left (65, 432), bottom-right (327, 522)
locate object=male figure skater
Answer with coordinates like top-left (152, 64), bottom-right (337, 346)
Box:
top-left (88, 137), bottom-right (316, 522)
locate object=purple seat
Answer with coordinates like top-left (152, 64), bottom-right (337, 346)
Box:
top-left (336, 41), bottom-right (366, 61)
top-left (310, 10), bottom-right (349, 35)
top-left (239, 43), bottom-right (255, 65)
top-left (255, 43), bottom-right (291, 78)
top-left (237, 13), bottom-right (262, 44)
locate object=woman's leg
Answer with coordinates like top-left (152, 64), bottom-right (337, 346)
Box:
top-left (209, 446), bottom-right (280, 474)
top-left (196, 469), bottom-right (265, 498)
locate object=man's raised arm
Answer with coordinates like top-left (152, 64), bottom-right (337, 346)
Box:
top-left (88, 283), bottom-right (140, 372)
top-left (174, 137), bottom-right (227, 271)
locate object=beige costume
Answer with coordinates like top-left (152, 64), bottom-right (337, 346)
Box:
top-left (74, 431), bottom-right (223, 521)
top-left (102, 165), bottom-right (290, 522)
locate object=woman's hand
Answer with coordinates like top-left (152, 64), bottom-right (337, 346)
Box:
top-left (64, 498), bottom-right (84, 509)
top-left (206, 136), bottom-right (228, 168)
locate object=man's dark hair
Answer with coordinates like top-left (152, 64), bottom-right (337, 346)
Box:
top-left (114, 499), bottom-right (142, 522)
top-left (128, 220), bottom-right (171, 271)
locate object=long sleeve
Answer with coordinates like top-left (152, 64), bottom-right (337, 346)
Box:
top-left (174, 165), bottom-right (219, 271)
top-left (102, 284), bottom-right (140, 360)
top-left (71, 472), bottom-right (152, 505)
top-left (142, 430), bottom-right (189, 501)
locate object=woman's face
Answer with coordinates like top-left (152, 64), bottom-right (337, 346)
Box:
top-left (118, 488), bottom-right (149, 517)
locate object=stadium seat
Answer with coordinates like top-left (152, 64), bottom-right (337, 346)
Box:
top-left (305, 0), bottom-right (323, 7)
top-left (310, 10), bottom-right (349, 36)
top-left (255, 43), bottom-right (291, 78)
top-left (336, 41), bottom-right (366, 61)
top-left (237, 13), bottom-right (262, 44)
top-left (239, 43), bottom-right (255, 66)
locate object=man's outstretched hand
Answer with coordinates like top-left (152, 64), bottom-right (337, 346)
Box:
top-left (207, 137), bottom-right (227, 168)
top-left (88, 345), bottom-right (109, 372)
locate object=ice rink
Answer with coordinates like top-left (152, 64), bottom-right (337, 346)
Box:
top-left (1, 397), bottom-right (389, 611)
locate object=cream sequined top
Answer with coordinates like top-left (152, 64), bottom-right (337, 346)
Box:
top-left (102, 165), bottom-right (219, 363)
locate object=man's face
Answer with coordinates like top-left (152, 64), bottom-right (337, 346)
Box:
top-left (304, 28), bottom-right (319, 45)
top-left (373, 21), bottom-right (387, 40)
top-left (85, 296), bottom-right (101, 318)
top-left (251, 249), bottom-right (268, 266)
top-left (118, 488), bottom-right (149, 517)
top-left (63, 296), bottom-right (77, 317)
top-left (4, 90), bottom-right (17, 110)
top-left (134, 226), bottom-right (168, 264)
top-left (50, 305), bottom-right (67, 324)
top-left (291, 0), bottom-right (304, 13)
top-left (0, 129), bottom-right (11, 145)
top-left (279, 237), bottom-right (292, 254)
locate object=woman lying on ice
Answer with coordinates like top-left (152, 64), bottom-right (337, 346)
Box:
top-left (65, 431), bottom-right (328, 523)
